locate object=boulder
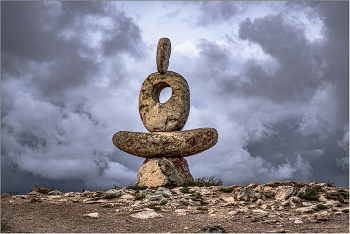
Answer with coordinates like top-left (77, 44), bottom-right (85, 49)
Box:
top-left (236, 187), bottom-right (255, 201)
top-left (105, 189), bottom-right (121, 197)
top-left (137, 157), bottom-right (193, 187)
top-left (275, 186), bottom-right (296, 201)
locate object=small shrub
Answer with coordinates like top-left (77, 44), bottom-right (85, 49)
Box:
top-left (149, 205), bottom-right (160, 210)
top-left (264, 182), bottom-right (283, 187)
top-left (161, 201), bottom-right (168, 205)
top-left (113, 183), bottom-right (121, 189)
top-left (95, 192), bottom-right (103, 197)
top-left (182, 175), bottom-right (223, 187)
top-left (326, 180), bottom-right (335, 187)
top-left (126, 180), bottom-right (147, 191)
top-left (181, 187), bottom-right (191, 193)
top-left (197, 207), bottom-right (208, 210)
top-left (163, 194), bottom-right (170, 198)
top-left (342, 209), bottom-right (349, 213)
top-left (37, 188), bottom-right (51, 194)
top-left (333, 209), bottom-right (338, 211)
top-left (218, 186), bottom-right (238, 193)
top-left (105, 194), bottom-right (118, 199)
top-left (200, 200), bottom-right (209, 205)
top-left (243, 202), bottom-right (250, 205)
top-left (317, 204), bottom-right (328, 209)
top-left (190, 193), bottom-right (202, 200)
top-left (9, 192), bottom-right (18, 195)
top-left (313, 208), bottom-right (320, 211)
top-left (134, 194), bottom-right (145, 200)
top-left (30, 199), bottom-right (42, 203)
top-left (264, 194), bottom-right (272, 198)
top-left (1, 206), bottom-right (15, 232)
top-left (299, 192), bottom-right (317, 201)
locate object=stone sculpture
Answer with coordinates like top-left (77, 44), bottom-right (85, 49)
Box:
top-left (112, 38), bottom-right (218, 187)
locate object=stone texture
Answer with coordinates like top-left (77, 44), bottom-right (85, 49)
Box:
top-left (112, 128), bottom-right (218, 158)
top-left (83, 212), bottom-right (100, 218)
top-left (199, 225), bottom-right (226, 233)
top-left (138, 71), bottom-right (190, 132)
top-left (156, 38), bottom-right (171, 74)
top-left (236, 187), bottom-right (255, 201)
top-left (130, 210), bottom-right (163, 219)
top-left (137, 157), bottom-right (193, 187)
top-left (275, 186), bottom-right (296, 201)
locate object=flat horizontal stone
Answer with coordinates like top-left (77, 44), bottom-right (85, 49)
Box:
top-left (112, 127), bottom-right (218, 158)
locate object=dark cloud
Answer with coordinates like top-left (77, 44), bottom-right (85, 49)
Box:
top-left (1, 1), bottom-right (144, 98)
top-left (246, 118), bottom-right (349, 186)
top-left (196, 1), bottom-right (238, 26)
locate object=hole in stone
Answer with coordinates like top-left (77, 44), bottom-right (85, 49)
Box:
top-left (159, 87), bottom-right (172, 103)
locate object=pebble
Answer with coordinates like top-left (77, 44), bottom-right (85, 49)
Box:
top-left (83, 212), bottom-right (100, 219)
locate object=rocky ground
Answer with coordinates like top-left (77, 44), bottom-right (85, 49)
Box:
top-left (1, 181), bottom-right (349, 233)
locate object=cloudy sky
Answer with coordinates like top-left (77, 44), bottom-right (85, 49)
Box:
top-left (1, 1), bottom-right (349, 194)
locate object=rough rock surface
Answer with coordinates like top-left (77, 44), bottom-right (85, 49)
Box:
top-left (1, 181), bottom-right (349, 233)
top-left (156, 38), bottom-right (171, 74)
top-left (137, 157), bottom-right (193, 187)
top-left (138, 71), bottom-right (190, 132)
top-left (275, 186), bottom-right (296, 201)
top-left (236, 187), bottom-right (255, 201)
top-left (113, 128), bottom-right (218, 158)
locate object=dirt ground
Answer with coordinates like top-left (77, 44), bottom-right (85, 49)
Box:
top-left (1, 193), bottom-right (349, 233)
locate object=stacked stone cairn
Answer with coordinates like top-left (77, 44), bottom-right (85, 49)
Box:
top-left (112, 38), bottom-right (218, 188)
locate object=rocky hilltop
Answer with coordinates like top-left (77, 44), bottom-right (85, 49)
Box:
top-left (1, 181), bottom-right (349, 233)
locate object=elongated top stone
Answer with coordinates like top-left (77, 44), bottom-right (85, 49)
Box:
top-left (156, 38), bottom-right (171, 74)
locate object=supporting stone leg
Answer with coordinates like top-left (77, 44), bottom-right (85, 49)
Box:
top-left (137, 157), bottom-right (193, 188)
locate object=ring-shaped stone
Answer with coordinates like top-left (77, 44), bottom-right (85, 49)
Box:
top-left (139, 71), bottom-right (190, 132)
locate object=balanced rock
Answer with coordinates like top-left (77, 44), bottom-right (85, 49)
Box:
top-left (156, 38), bottom-right (171, 74)
top-left (137, 157), bottom-right (193, 187)
top-left (112, 128), bottom-right (218, 158)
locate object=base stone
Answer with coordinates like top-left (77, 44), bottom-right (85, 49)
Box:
top-left (137, 157), bottom-right (193, 188)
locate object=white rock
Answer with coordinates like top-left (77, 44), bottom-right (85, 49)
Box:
top-left (64, 192), bottom-right (76, 197)
top-left (130, 210), bottom-right (163, 219)
top-left (251, 209), bottom-right (268, 214)
top-left (294, 219), bottom-right (304, 224)
top-left (83, 212), bottom-right (100, 219)
top-left (324, 200), bottom-right (340, 207)
top-left (120, 194), bottom-right (134, 199)
top-left (105, 189), bottom-right (121, 196)
top-left (289, 196), bottom-right (301, 204)
top-left (296, 207), bottom-right (314, 214)
top-left (222, 196), bottom-right (235, 203)
top-left (318, 195), bottom-right (328, 202)
top-left (236, 188), bottom-right (255, 201)
top-left (302, 202), bottom-right (312, 207)
top-left (146, 192), bottom-right (164, 200)
top-left (275, 186), bottom-right (296, 201)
